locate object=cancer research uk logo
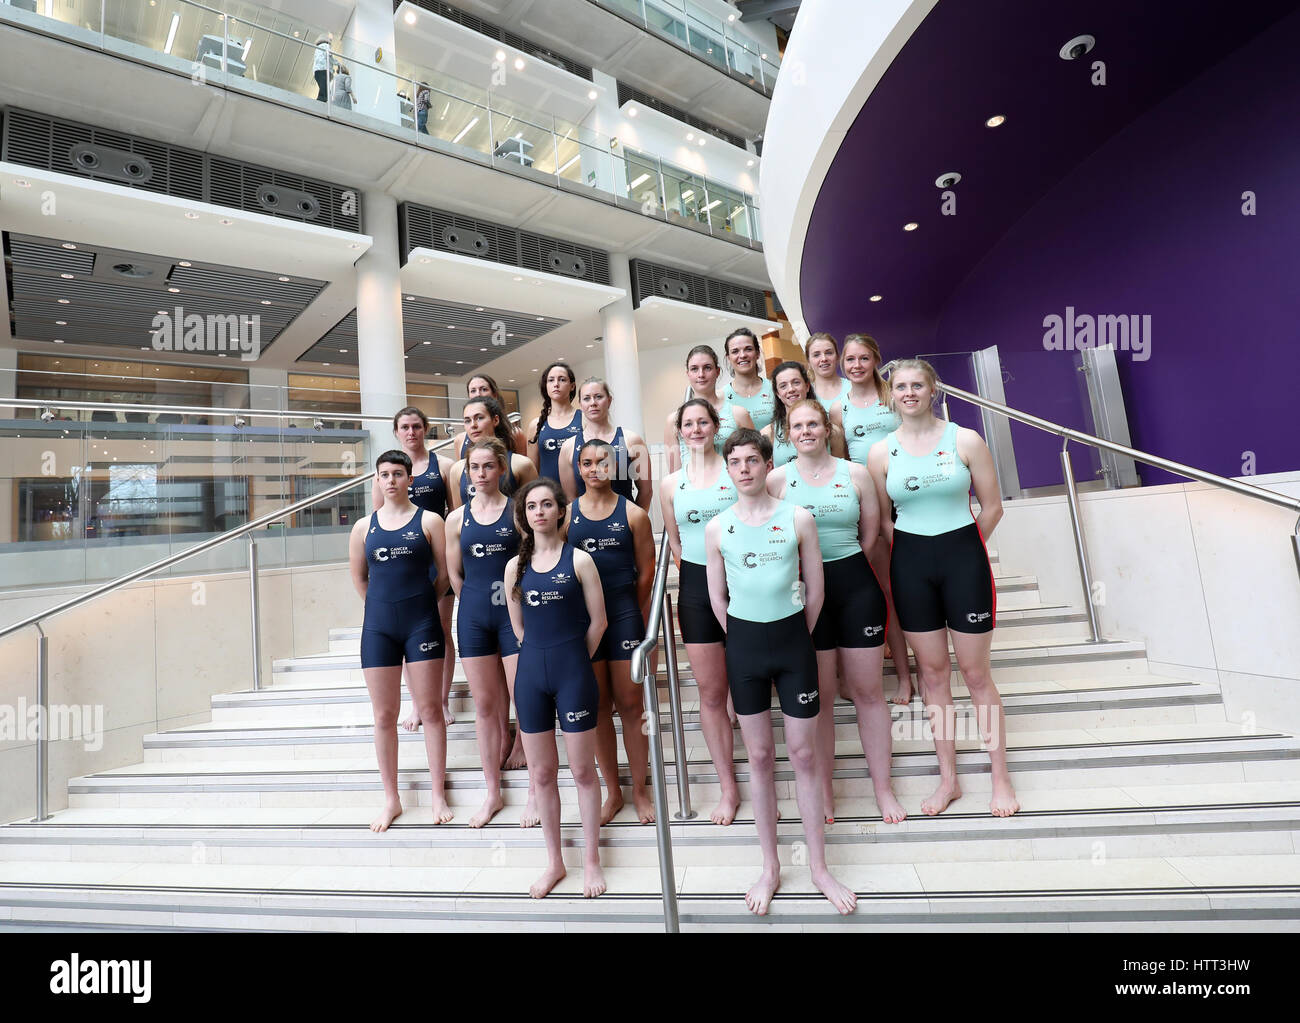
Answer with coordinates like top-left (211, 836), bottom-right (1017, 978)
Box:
top-left (1042, 306), bottom-right (1152, 362)
top-left (151, 305), bottom-right (261, 361)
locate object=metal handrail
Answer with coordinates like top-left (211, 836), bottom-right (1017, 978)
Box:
top-left (936, 381), bottom-right (1300, 638)
top-left (0, 397), bottom-right (465, 427)
top-left (630, 532), bottom-right (687, 933)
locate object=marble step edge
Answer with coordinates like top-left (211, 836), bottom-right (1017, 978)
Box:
top-left (67, 733), bottom-right (1300, 792)
top-left (153, 683), bottom-right (1226, 747)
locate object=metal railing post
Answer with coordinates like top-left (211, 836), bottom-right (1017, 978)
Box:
top-left (1292, 517), bottom-right (1300, 585)
top-left (248, 534), bottom-right (263, 691)
top-left (1060, 441), bottom-right (1102, 642)
top-left (33, 623), bottom-right (51, 822)
top-left (661, 593), bottom-right (695, 820)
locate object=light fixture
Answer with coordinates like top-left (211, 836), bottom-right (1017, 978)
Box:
top-left (629, 172), bottom-right (651, 189)
top-left (456, 360), bottom-right (464, 365)
top-left (423, 340), bottom-right (431, 345)
top-left (728, 12), bottom-right (735, 20)
top-left (53, 339), bottom-right (64, 344)
top-left (588, 89), bottom-right (598, 100)
top-left (536, 316), bottom-right (545, 321)
top-left (698, 137), bottom-right (706, 146)
top-left (475, 307), bottom-right (485, 312)
top-left (513, 57), bottom-right (525, 71)
top-left (686, 132), bottom-right (695, 141)
top-left (57, 298), bottom-right (70, 304)
top-left (627, 106), bottom-right (638, 117)
top-left (452, 117), bottom-right (479, 143)
top-left (903, 222), bottom-right (918, 231)
top-left (219, 217), bottom-right (233, 226)
top-left (405, 295), bottom-right (414, 301)
top-left (163, 12), bottom-right (180, 55)
top-left (322, 361), bottom-right (330, 366)
top-left (179, 260), bottom-right (191, 267)
top-left (184, 212), bottom-right (200, 220)
top-left (495, 49), bottom-right (506, 62)
top-left (746, 159), bottom-right (754, 167)
top-left (479, 347), bottom-right (487, 352)
top-left (261, 299), bottom-right (272, 305)
top-left (61, 242), bottom-right (77, 250)
top-left (704, 200), bottom-right (722, 211)
top-left (558, 154), bottom-right (581, 174)
top-left (14, 179), bottom-right (31, 187)
top-left (168, 287), bottom-right (180, 293)
top-left (447, 325), bottom-right (455, 329)
top-left (761, 53), bottom-right (768, 59)
top-left (349, 242), bottom-right (362, 249)
top-left (985, 114), bottom-right (1006, 128)
top-left (404, 10), bottom-right (416, 24)
top-left (681, 189), bottom-right (694, 200)
top-left (340, 349), bottom-right (347, 353)
top-left (512, 276), bottom-right (523, 282)
top-left (532, 368), bottom-right (538, 372)
top-left (870, 295), bottom-right (883, 302)
top-left (55, 320), bottom-right (67, 325)
top-left (278, 276), bottom-right (290, 282)
top-left (60, 273), bottom-right (74, 279)
top-left (586, 344), bottom-right (593, 348)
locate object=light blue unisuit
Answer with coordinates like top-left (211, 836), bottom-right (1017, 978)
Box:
top-left (885, 420), bottom-right (975, 536)
top-left (784, 458), bottom-right (860, 561)
top-left (673, 461), bottom-right (737, 565)
top-left (724, 379), bottom-right (775, 431)
top-left (815, 377), bottom-right (852, 413)
top-left (841, 392), bottom-right (901, 466)
top-left (715, 501), bottom-right (801, 623)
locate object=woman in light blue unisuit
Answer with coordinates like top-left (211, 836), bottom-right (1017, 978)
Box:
top-left (663, 344), bottom-right (756, 473)
top-left (831, 333), bottom-right (912, 704)
top-left (867, 357), bottom-right (1019, 821)
top-left (722, 326), bottom-right (776, 431)
top-left (806, 332), bottom-right (852, 411)
top-left (762, 361), bottom-right (848, 468)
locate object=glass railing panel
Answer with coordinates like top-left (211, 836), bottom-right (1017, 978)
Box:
top-left (914, 352), bottom-right (985, 441)
top-left (220, 13), bottom-right (327, 106)
top-left (489, 104), bottom-right (557, 175)
top-left (561, 138), bottom-right (618, 198)
top-left (601, 0), bottom-right (646, 23)
top-left (0, 0), bottom-right (103, 46)
top-left (413, 83), bottom-right (492, 157)
top-left (661, 166), bottom-right (710, 228)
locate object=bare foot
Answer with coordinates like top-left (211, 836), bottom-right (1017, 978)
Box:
top-left (601, 789), bottom-right (625, 825)
top-left (633, 789), bottom-right (656, 824)
top-left (400, 711), bottom-right (422, 732)
top-left (812, 867), bottom-right (857, 915)
top-left (990, 778), bottom-right (1020, 817)
top-left (530, 862), bottom-right (566, 899)
top-left (583, 863), bottom-right (607, 898)
top-left (889, 679), bottom-right (914, 706)
top-left (921, 777), bottom-right (962, 816)
top-left (431, 799), bottom-right (454, 825)
top-left (370, 799), bottom-right (403, 833)
top-left (469, 793), bottom-right (504, 828)
top-left (745, 867), bottom-right (780, 916)
top-left (875, 789), bottom-right (908, 824)
top-left (443, 701), bottom-right (456, 726)
top-left (520, 796), bottom-right (541, 829)
top-left (710, 794), bottom-right (740, 826)
top-left (504, 736), bottom-right (527, 772)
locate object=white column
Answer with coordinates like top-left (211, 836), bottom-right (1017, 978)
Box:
top-left (357, 190), bottom-right (407, 458)
top-left (247, 368), bottom-right (288, 412)
top-left (601, 253), bottom-right (643, 438)
top-left (340, 0), bottom-right (402, 127)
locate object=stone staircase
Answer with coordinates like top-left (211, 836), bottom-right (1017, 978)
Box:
top-left (3, 551), bottom-right (1299, 932)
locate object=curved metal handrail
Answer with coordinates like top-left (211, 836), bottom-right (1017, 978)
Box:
top-left (0, 396), bottom-right (465, 427)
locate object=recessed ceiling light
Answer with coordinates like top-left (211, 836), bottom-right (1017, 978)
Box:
top-left (157, 310), bottom-right (166, 315)
top-left (423, 341), bottom-right (431, 345)
top-left (261, 299), bottom-right (272, 305)
top-left (447, 325), bottom-right (455, 329)
top-left (405, 295), bottom-right (414, 301)
top-left (60, 273), bottom-right (74, 279)
top-left (746, 159), bottom-right (755, 167)
top-left (339, 349), bottom-right (347, 353)
top-left (219, 217), bottom-right (233, 226)
top-left (586, 344), bottom-right (593, 348)
top-left (513, 276), bottom-right (523, 282)
top-left (479, 347), bottom-right (487, 352)
top-left (761, 53), bottom-right (768, 59)
top-left (588, 89), bottom-right (598, 100)
top-left (184, 212), bottom-right (199, 220)
top-left (532, 368), bottom-right (539, 372)
top-left (728, 12), bottom-right (735, 20)
top-left (349, 243), bottom-right (361, 249)
top-left (179, 261), bottom-right (191, 267)
top-left (495, 49), bottom-right (506, 62)
top-left (61, 242), bottom-right (77, 250)
top-left (218, 353), bottom-right (227, 358)
top-left (698, 137), bottom-right (706, 146)
top-left (507, 333), bottom-right (514, 338)
top-left (55, 320), bottom-right (67, 325)
top-left (904, 222), bottom-right (918, 231)
top-left (168, 287), bottom-right (180, 293)
top-left (508, 378), bottom-right (515, 382)
top-left (686, 132), bottom-right (695, 141)
top-left (870, 294), bottom-right (883, 302)
top-left (14, 178), bottom-right (31, 187)
top-left (58, 298), bottom-right (70, 304)
top-left (627, 106), bottom-right (638, 117)
top-left (404, 10), bottom-right (416, 23)
top-left (661, 337), bottom-right (668, 341)
top-left (475, 307), bottom-right (484, 312)
top-left (278, 275), bottom-right (290, 282)
top-left (985, 114), bottom-right (1006, 128)
top-left (456, 360), bottom-right (464, 365)
top-left (514, 57), bottom-right (525, 71)
top-left (323, 361), bottom-right (330, 366)
top-left (536, 316), bottom-right (544, 321)
top-left (53, 339), bottom-right (64, 344)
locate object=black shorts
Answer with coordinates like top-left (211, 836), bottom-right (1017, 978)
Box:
top-left (813, 552), bottom-right (887, 651)
top-left (677, 560), bottom-right (724, 645)
top-left (889, 523), bottom-right (995, 634)
top-left (725, 612), bottom-right (819, 719)
top-left (593, 587), bottom-right (645, 662)
top-left (361, 597), bottom-right (445, 669)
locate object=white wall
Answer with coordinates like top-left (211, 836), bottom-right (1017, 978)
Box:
top-left (995, 471), bottom-right (1300, 734)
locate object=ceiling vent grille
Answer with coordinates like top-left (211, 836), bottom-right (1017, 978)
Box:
top-left (629, 259), bottom-right (766, 317)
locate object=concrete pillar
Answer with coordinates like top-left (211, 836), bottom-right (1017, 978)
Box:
top-left (601, 253), bottom-right (643, 439)
top-left (340, 0), bottom-right (402, 127)
top-left (356, 190), bottom-right (407, 460)
top-left (247, 368), bottom-right (288, 412)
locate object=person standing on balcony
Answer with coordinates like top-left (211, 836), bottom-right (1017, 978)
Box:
top-left (567, 439), bottom-right (656, 825)
top-left (313, 35), bottom-right (332, 102)
top-left (372, 407), bottom-right (459, 733)
top-left (660, 398), bottom-right (741, 826)
top-left (762, 361), bottom-right (848, 467)
top-left (766, 399), bottom-right (904, 826)
top-left (416, 82), bottom-right (431, 134)
top-left (705, 428), bottom-right (857, 916)
top-left (867, 358), bottom-right (1019, 818)
top-left (831, 334), bottom-right (912, 705)
top-left (662, 344), bottom-right (755, 473)
top-left (331, 64), bottom-right (356, 111)
top-left (722, 327), bottom-right (775, 431)
top-left (806, 332), bottom-right (852, 411)
top-left (505, 479), bottom-right (608, 899)
top-left (527, 361), bottom-right (582, 482)
top-left (558, 377), bottom-right (653, 515)
top-left (349, 450), bottom-right (452, 832)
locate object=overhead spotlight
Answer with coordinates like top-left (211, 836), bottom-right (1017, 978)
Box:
top-left (514, 57), bottom-right (525, 71)
top-left (870, 295), bottom-right (883, 302)
top-left (985, 114), bottom-right (1006, 128)
top-left (626, 107), bottom-right (637, 117)
top-left (1059, 34), bottom-right (1095, 60)
top-left (404, 10), bottom-right (416, 24)
top-left (184, 212), bottom-right (200, 220)
top-left (179, 260), bottom-right (192, 267)
top-left (903, 222), bottom-right (918, 231)
top-left (686, 132), bottom-right (695, 142)
top-left (313, 419), bottom-right (324, 431)
top-left (746, 159), bottom-right (755, 167)
top-left (61, 242), bottom-right (77, 250)
top-left (278, 276), bottom-right (290, 282)
top-left (234, 416), bottom-right (247, 428)
top-left (935, 171), bottom-right (962, 189)
top-left (588, 89), bottom-right (598, 100)
top-left (40, 408), bottom-right (56, 423)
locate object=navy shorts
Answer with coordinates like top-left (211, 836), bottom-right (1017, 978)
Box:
top-left (514, 639), bottom-right (600, 733)
top-left (361, 597), bottom-right (445, 669)
top-left (593, 587), bottom-right (645, 662)
top-left (457, 586), bottom-right (521, 658)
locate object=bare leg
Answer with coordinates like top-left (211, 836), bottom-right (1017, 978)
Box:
top-left (814, 648), bottom-right (839, 823)
top-left (405, 657), bottom-right (452, 823)
top-left (871, 546), bottom-right (913, 704)
top-left (590, 659), bottom-right (625, 824)
top-left (439, 592), bottom-right (457, 724)
top-left (952, 629), bottom-right (1019, 817)
top-left (908, 630), bottom-right (963, 816)
top-left (561, 726), bottom-right (606, 897)
top-left (611, 659), bottom-right (654, 824)
top-left (735, 710), bottom-right (781, 915)
top-left (501, 654), bottom-right (538, 826)
top-left (839, 645), bottom-right (905, 823)
top-left (688, 641), bottom-right (740, 825)
top-left (463, 654), bottom-right (506, 828)
top-left (520, 728), bottom-right (566, 898)
top-left (783, 713), bottom-right (856, 914)
top-left (362, 665), bottom-right (405, 831)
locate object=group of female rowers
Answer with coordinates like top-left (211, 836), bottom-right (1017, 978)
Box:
top-left (350, 327), bottom-right (1019, 909)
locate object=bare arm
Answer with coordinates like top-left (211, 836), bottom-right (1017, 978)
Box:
top-left (511, 425), bottom-right (528, 457)
top-left (766, 465), bottom-right (788, 499)
top-left (660, 474), bottom-right (683, 564)
top-left (504, 557), bottom-right (524, 644)
top-left (447, 460), bottom-right (466, 510)
top-left (627, 431), bottom-right (654, 514)
top-left (731, 406), bottom-right (755, 432)
top-left (628, 501), bottom-right (656, 618)
top-left (558, 437), bottom-right (577, 499)
top-left (959, 427), bottom-right (1003, 539)
top-left (422, 512), bottom-right (449, 596)
top-left (370, 476), bottom-right (383, 512)
top-left (512, 454), bottom-right (538, 489)
top-left (445, 509), bottom-right (465, 596)
top-left (348, 519), bottom-right (369, 601)
top-left (794, 506), bottom-right (824, 632)
top-left (526, 416), bottom-right (541, 471)
top-left (704, 518), bottom-right (729, 634)
top-left (867, 440), bottom-right (894, 546)
top-left (829, 424), bottom-right (849, 460)
top-left (574, 548), bottom-right (608, 660)
top-left (849, 461), bottom-right (880, 560)
top-left (663, 410), bottom-right (682, 476)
